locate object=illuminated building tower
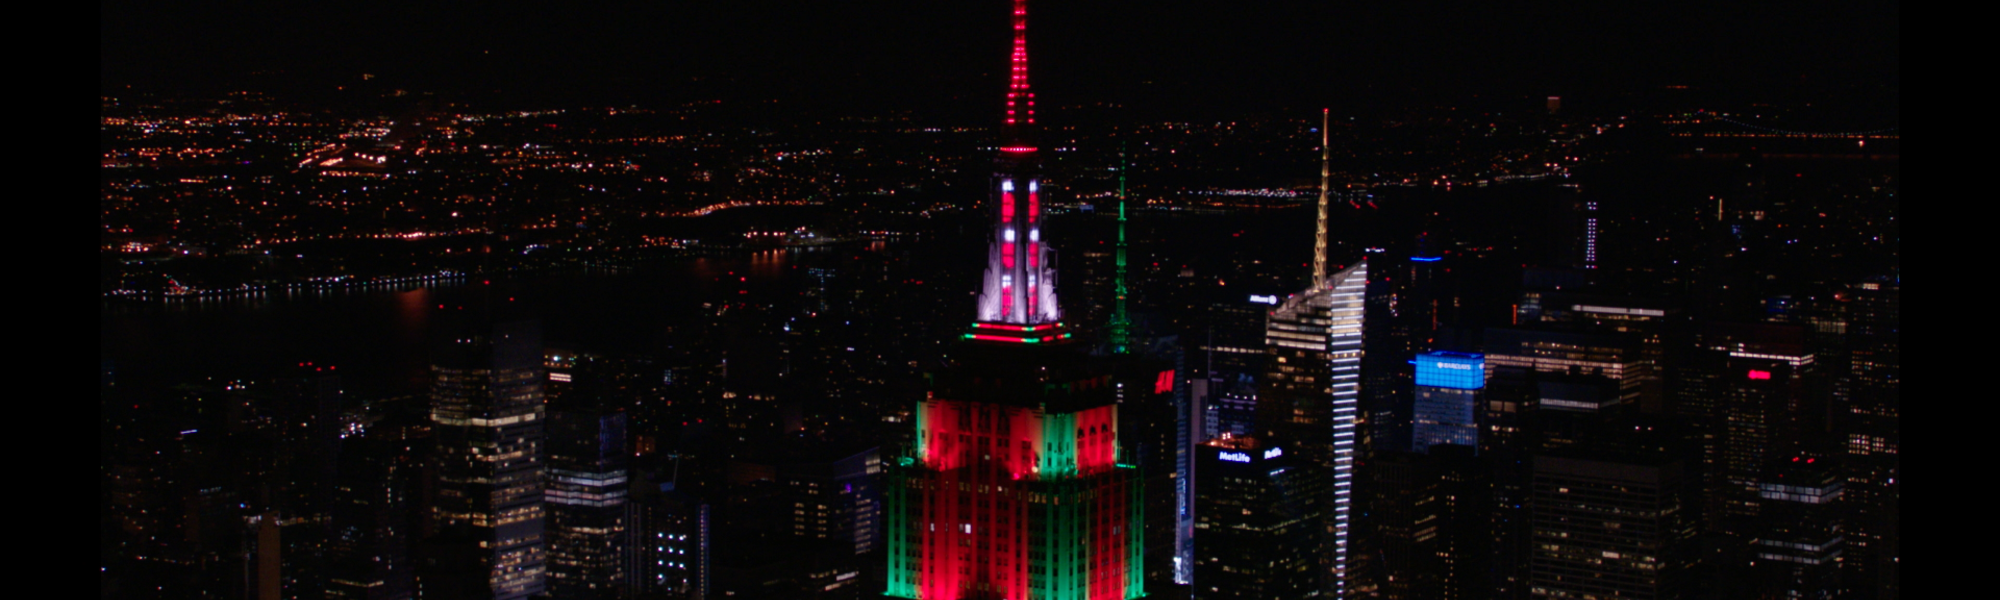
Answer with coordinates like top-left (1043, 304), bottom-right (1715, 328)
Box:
top-left (328, 436), bottom-right (416, 600)
top-left (631, 467), bottom-right (708, 600)
top-left (1261, 259), bottom-right (1368, 597)
top-left (883, 2), bottom-right (1141, 597)
top-left (971, 0), bottom-right (1063, 343)
top-left (545, 407), bottom-right (630, 600)
top-left (1193, 436), bottom-right (1317, 600)
top-left (429, 320), bottom-right (548, 599)
top-left (1411, 352), bottom-right (1483, 454)
top-left (1257, 112), bottom-right (1369, 597)
top-left (1749, 457), bottom-right (1844, 600)
top-left (1680, 323), bottom-right (1817, 532)
top-left (1834, 278), bottom-right (1896, 598)
top-left (884, 347), bottom-right (1143, 600)
top-left (1555, 184), bottom-right (1599, 270)
top-left (1530, 453), bottom-right (1695, 600)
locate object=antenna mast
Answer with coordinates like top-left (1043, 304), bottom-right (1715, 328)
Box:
top-left (1312, 109), bottom-right (1333, 289)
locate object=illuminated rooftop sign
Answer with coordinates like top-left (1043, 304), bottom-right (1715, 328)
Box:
top-left (1249, 294), bottom-right (1279, 305)
top-left (1415, 351), bottom-right (1485, 389)
top-left (1219, 451), bottom-right (1250, 463)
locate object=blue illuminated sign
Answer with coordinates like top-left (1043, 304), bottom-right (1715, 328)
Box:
top-left (1218, 451), bottom-right (1251, 463)
top-left (1411, 256), bottom-right (1442, 262)
top-left (1414, 351), bottom-right (1485, 389)
top-left (1263, 447), bottom-right (1283, 460)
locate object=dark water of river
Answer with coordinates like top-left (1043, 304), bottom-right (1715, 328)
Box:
top-left (100, 251), bottom-right (799, 400)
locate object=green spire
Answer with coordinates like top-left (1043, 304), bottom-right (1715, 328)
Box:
top-left (1109, 142), bottom-right (1133, 354)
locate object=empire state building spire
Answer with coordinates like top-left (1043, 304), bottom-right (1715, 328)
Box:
top-left (970, 0), bottom-right (1069, 344)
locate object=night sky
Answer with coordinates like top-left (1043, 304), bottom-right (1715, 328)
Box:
top-left (103, 1), bottom-right (1898, 118)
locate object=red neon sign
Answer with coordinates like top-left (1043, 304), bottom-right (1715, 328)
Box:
top-left (1154, 370), bottom-right (1175, 394)
top-left (1748, 370), bottom-right (1772, 380)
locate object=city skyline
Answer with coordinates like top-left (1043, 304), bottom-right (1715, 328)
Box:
top-left (101, 3), bottom-right (1897, 600)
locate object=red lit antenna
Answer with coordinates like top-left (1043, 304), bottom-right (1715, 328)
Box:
top-left (1003, 0), bottom-right (1035, 141)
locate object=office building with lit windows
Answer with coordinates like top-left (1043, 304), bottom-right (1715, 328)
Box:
top-left (428, 319), bottom-right (548, 599)
top-left (545, 407), bottom-right (629, 600)
top-left (1261, 259), bottom-right (1367, 597)
top-left (1750, 457), bottom-right (1844, 600)
top-left (1193, 436), bottom-right (1317, 600)
top-left (1411, 351), bottom-right (1483, 454)
top-left (1529, 453), bottom-right (1694, 600)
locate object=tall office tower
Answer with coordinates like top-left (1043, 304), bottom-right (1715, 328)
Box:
top-left (1366, 452), bottom-right (1440, 600)
top-left (1257, 111), bottom-right (1370, 598)
top-left (545, 407), bottom-right (630, 600)
top-left (429, 319), bottom-right (547, 599)
top-left (1429, 445), bottom-right (1492, 600)
top-left (1749, 457), bottom-right (1843, 600)
top-left (1105, 356), bottom-right (1185, 591)
top-left (1532, 374), bottom-right (1631, 451)
top-left (884, 349), bottom-right (1143, 600)
top-left (1513, 279), bottom-right (1681, 416)
top-left (1682, 323), bottom-right (1817, 529)
top-left (1484, 328), bottom-right (1643, 399)
top-left (1478, 366), bottom-right (1537, 600)
top-left (631, 468), bottom-right (708, 600)
top-left (1193, 436), bottom-right (1318, 600)
top-left (1839, 278), bottom-right (1897, 599)
top-left (328, 436), bottom-right (416, 600)
top-left (1261, 260), bottom-right (1368, 597)
top-left (1555, 184), bottom-right (1599, 270)
top-left (1530, 453), bottom-right (1695, 600)
top-left (1411, 351), bottom-right (1484, 454)
top-left (1362, 243), bottom-right (1446, 460)
top-left (884, 3), bottom-right (1141, 596)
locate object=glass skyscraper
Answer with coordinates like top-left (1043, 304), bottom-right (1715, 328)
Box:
top-left (1411, 352), bottom-right (1483, 454)
top-left (429, 319), bottom-right (548, 599)
top-left (1261, 259), bottom-right (1367, 597)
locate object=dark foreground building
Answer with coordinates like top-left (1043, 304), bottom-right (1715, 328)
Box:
top-left (1193, 435), bottom-right (1317, 600)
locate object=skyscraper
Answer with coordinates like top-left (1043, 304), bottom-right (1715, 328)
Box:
top-left (1529, 453), bottom-right (1695, 600)
top-left (1256, 109), bottom-right (1369, 598)
top-left (1262, 260), bottom-right (1368, 597)
top-left (1749, 457), bottom-right (1844, 600)
top-left (1411, 351), bottom-right (1483, 454)
top-left (428, 320), bottom-right (547, 599)
top-left (545, 407), bottom-right (630, 600)
top-left (883, 3), bottom-right (1142, 598)
top-left (1193, 436), bottom-right (1317, 600)
top-left (884, 346), bottom-right (1144, 600)
top-left (1827, 278), bottom-right (1897, 598)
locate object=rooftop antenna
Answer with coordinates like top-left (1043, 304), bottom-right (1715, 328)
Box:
top-left (1312, 108), bottom-right (1332, 289)
top-left (1109, 142), bottom-right (1133, 354)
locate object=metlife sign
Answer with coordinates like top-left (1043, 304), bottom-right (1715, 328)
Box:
top-left (1218, 446), bottom-right (1284, 463)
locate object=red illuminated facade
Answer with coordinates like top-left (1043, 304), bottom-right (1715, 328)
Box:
top-left (887, 3), bottom-right (1142, 597)
top-left (887, 355), bottom-right (1144, 600)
